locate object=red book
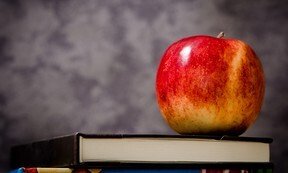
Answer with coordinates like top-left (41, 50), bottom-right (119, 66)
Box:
top-left (10, 167), bottom-right (273, 173)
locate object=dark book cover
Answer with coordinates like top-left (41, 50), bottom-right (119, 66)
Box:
top-left (10, 133), bottom-right (273, 169)
top-left (10, 134), bottom-right (79, 168)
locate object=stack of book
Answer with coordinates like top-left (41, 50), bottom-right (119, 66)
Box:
top-left (10, 133), bottom-right (273, 173)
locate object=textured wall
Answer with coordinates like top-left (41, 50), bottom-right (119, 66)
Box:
top-left (0, 0), bottom-right (288, 172)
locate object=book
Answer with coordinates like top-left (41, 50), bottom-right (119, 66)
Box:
top-left (9, 167), bottom-right (101, 173)
top-left (9, 167), bottom-right (273, 173)
top-left (10, 133), bottom-right (272, 168)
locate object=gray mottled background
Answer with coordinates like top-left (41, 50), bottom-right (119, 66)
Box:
top-left (0, 0), bottom-right (288, 172)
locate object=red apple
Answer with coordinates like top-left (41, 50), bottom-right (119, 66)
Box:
top-left (156, 33), bottom-right (265, 136)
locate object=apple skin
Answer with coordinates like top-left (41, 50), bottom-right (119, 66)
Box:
top-left (156, 35), bottom-right (265, 136)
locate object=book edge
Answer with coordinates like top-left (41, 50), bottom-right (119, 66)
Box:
top-left (77, 133), bottom-right (273, 143)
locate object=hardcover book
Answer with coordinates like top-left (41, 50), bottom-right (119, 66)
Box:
top-left (10, 168), bottom-right (101, 173)
top-left (10, 167), bottom-right (273, 173)
top-left (10, 133), bottom-right (272, 168)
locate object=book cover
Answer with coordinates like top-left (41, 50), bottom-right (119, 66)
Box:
top-left (9, 168), bottom-right (101, 173)
top-left (10, 133), bottom-right (272, 168)
top-left (9, 167), bottom-right (273, 173)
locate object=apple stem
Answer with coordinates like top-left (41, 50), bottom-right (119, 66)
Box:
top-left (217, 32), bottom-right (225, 38)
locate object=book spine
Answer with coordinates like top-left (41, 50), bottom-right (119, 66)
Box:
top-left (9, 168), bottom-right (101, 173)
top-left (10, 134), bottom-right (79, 168)
top-left (9, 168), bottom-right (272, 173)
